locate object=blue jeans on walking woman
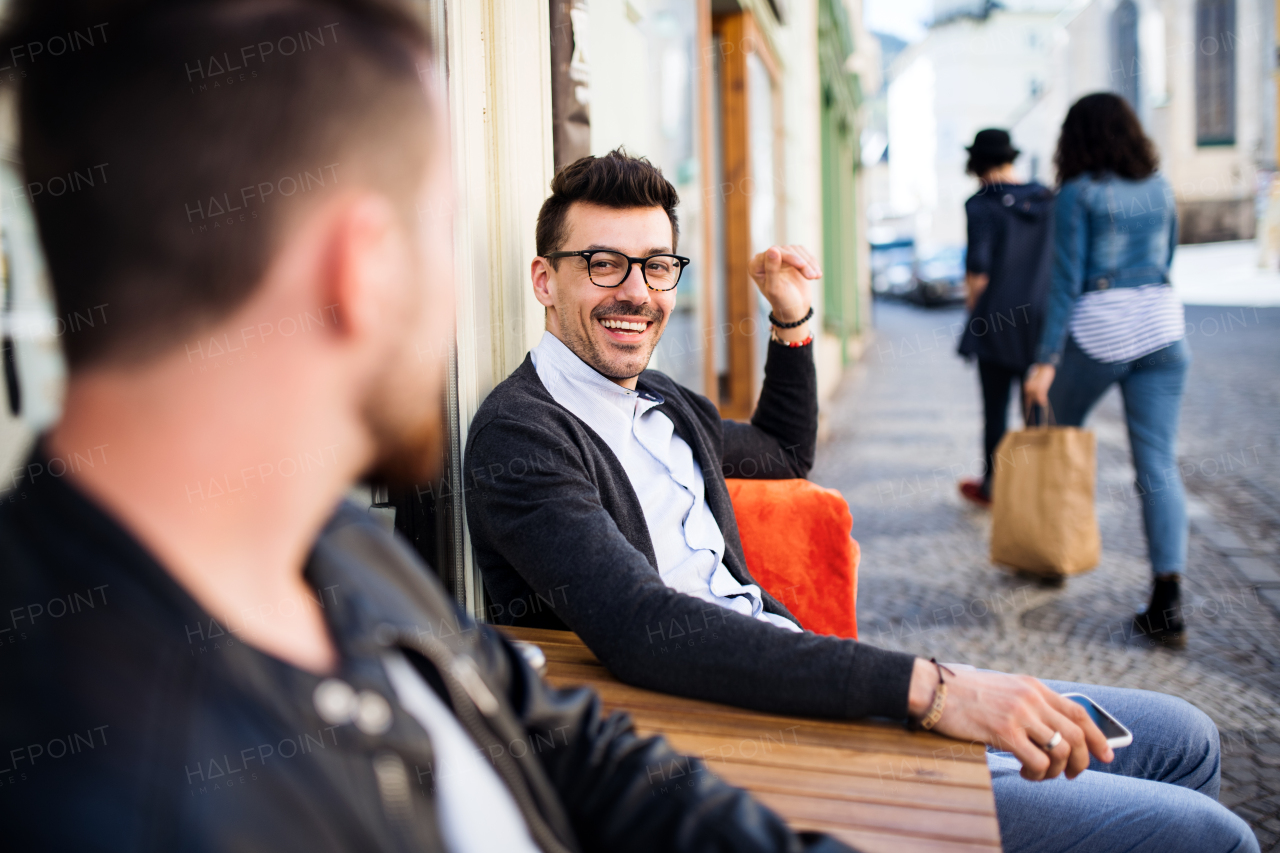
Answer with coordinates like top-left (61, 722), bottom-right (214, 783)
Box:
top-left (1048, 335), bottom-right (1190, 576)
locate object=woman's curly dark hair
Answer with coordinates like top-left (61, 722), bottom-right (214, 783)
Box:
top-left (1054, 93), bottom-right (1158, 185)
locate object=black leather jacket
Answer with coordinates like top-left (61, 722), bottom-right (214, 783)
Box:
top-left (0, 459), bottom-right (856, 853)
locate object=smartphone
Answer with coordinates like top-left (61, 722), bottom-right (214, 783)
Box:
top-left (1061, 692), bottom-right (1133, 748)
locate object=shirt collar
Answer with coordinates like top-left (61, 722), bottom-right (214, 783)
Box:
top-left (531, 331), bottom-right (664, 415)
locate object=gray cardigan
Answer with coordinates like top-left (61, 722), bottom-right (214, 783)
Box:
top-left (464, 341), bottom-right (916, 722)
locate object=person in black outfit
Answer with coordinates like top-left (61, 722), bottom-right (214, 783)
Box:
top-left (0, 2), bottom-right (860, 851)
top-left (955, 129), bottom-right (1055, 507)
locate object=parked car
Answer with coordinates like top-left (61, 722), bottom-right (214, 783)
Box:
top-left (870, 237), bottom-right (917, 299)
top-left (910, 246), bottom-right (967, 306)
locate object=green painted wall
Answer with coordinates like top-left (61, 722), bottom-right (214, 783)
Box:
top-left (818, 0), bottom-right (862, 363)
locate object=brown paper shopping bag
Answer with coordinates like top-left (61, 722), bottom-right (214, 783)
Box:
top-left (990, 421), bottom-right (1100, 577)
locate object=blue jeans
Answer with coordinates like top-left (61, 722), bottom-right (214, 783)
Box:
top-left (991, 680), bottom-right (1258, 852)
top-left (1048, 336), bottom-right (1190, 576)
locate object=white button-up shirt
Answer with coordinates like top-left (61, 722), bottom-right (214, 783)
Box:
top-left (531, 331), bottom-right (800, 633)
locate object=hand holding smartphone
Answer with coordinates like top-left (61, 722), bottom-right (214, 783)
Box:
top-left (1062, 692), bottom-right (1133, 748)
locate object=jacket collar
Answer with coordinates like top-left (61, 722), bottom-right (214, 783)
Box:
top-left (307, 506), bottom-right (481, 661)
top-left (19, 440), bottom-right (462, 689)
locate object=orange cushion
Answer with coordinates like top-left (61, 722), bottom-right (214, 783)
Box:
top-left (725, 479), bottom-right (859, 639)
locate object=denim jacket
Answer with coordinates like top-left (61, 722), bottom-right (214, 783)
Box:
top-left (1035, 171), bottom-right (1178, 365)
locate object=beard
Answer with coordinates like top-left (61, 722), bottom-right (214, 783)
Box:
top-left (360, 354), bottom-right (447, 490)
top-left (560, 300), bottom-right (667, 382)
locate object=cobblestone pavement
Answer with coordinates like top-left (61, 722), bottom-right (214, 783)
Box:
top-left (813, 299), bottom-right (1280, 850)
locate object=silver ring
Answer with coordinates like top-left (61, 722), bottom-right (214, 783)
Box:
top-left (1043, 731), bottom-right (1063, 751)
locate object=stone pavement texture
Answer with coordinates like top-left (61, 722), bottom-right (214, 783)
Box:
top-left (813, 300), bottom-right (1280, 851)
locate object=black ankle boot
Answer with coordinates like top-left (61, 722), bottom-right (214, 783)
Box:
top-left (1132, 577), bottom-right (1186, 648)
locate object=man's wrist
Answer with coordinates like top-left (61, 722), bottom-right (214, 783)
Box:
top-left (768, 303), bottom-right (811, 325)
top-left (768, 303), bottom-right (812, 342)
top-left (771, 322), bottom-right (811, 344)
top-left (906, 657), bottom-right (939, 719)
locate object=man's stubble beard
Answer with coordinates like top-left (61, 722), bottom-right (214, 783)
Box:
top-left (361, 351), bottom-right (446, 489)
top-left (560, 301), bottom-right (667, 382)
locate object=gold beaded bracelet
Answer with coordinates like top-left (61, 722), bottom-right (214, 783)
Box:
top-left (910, 658), bottom-right (955, 731)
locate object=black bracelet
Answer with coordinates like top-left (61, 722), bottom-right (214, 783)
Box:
top-left (768, 306), bottom-right (813, 329)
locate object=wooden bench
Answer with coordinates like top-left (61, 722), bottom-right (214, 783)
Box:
top-left (501, 626), bottom-right (1003, 853)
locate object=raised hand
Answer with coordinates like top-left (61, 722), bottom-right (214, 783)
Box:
top-left (749, 245), bottom-right (821, 334)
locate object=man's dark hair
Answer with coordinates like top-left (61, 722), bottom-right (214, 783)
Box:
top-left (964, 151), bottom-right (1011, 178)
top-left (1054, 92), bottom-right (1158, 185)
top-left (535, 149), bottom-right (680, 261)
top-left (0, 0), bottom-right (434, 369)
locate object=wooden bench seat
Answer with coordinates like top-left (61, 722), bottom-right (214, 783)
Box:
top-left (500, 626), bottom-right (1003, 853)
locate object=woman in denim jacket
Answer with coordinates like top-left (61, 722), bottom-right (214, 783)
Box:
top-left (1024, 93), bottom-right (1189, 647)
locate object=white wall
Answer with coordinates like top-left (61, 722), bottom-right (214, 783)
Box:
top-left (1062, 0), bottom-right (1264, 211)
top-left (778, 1), bottom-right (845, 396)
top-left (887, 51), bottom-right (938, 240)
top-left (914, 11), bottom-right (1064, 248)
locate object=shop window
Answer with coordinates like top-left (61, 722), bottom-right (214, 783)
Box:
top-left (639, 1), bottom-right (708, 397)
top-left (551, 0), bottom-right (592, 170)
top-left (1195, 0), bottom-right (1236, 145)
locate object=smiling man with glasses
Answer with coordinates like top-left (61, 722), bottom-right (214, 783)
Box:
top-left (469, 146), bottom-right (821, 627)
top-left (535, 244), bottom-right (693, 380)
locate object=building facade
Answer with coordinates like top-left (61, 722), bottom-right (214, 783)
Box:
top-left (1060, 0), bottom-right (1275, 243)
top-left (881, 0), bottom-right (1276, 252)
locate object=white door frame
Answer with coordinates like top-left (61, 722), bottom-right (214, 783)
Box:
top-left (445, 0), bottom-right (555, 619)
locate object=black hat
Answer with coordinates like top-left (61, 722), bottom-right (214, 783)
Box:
top-left (966, 128), bottom-right (1019, 161)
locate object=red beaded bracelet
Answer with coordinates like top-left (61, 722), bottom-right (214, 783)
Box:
top-left (771, 333), bottom-right (813, 348)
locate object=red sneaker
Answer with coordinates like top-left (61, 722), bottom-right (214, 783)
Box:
top-left (959, 479), bottom-right (991, 508)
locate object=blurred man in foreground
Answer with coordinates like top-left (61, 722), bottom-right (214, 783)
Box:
top-left (0, 2), bottom-right (858, 851)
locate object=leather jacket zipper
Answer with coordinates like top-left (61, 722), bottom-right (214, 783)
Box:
top-left (393, 631), bottom-right (575, 853)
top-left (372, 748), bottom-right (421, 849)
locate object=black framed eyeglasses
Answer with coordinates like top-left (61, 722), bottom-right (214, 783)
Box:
top-left (545, 249), bottom-right (690, 292)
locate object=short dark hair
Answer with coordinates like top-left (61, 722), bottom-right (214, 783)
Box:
top-left (1054, 93), bottom-right (1158, 185)
top-left (965, 151), bottom-right (1014, 178)
top-left (535, 149), bottom-right (680, 260)
top-left (0, 0), bottom-right (434, 369)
